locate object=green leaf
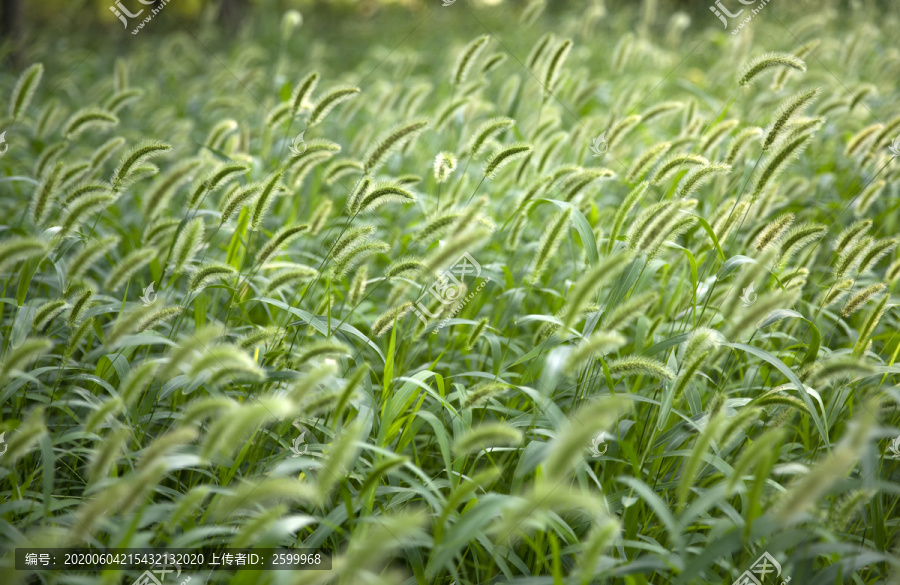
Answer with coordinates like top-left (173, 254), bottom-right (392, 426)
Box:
top-left (253, 297), bottom-right (385, 363)
top-left (384, 313), bottom-right (397, 395)
top-left (16, 257), bottom-right (40, 306)
top-left (684, 212), bottom-right (725, 261)
top-left (618, 476), bottom-right (685, 553)
top-left (756, 308), bottom-right (820, 364)
top-left (724, 342), bottom-right (829, 450)
top-left (716, 254), bottom-right (756, 279)
top-left (537, 198), bottom-right (600, 266)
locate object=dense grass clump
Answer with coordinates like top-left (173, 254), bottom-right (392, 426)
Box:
top-left (1, 1), bottom-right (900, 584)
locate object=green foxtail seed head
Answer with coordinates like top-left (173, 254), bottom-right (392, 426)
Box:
top-left (675, 163), bottom-right (730, 199)
top-left (371, 302), bottom-right (414, 337)
top-left (189, 263), bottom-right (237, 291)
top-left (465, 318), bottom-right (489, 351)
top-left (363, 119), bottom-right (428, 174)
top-left (9, 63), bottom-right (44, 121)
top-left (763, 88), bottom-right (820, 151)
top-left (530, 207), bottom-right (572, 283)
top-left (63, 317), bottom-right (96, 359)
top-left (484, 143), bottom-right (532, 178)
top-left (626, 142), bottom-right (671, 183)
top-left (433, 152), bottom-right (457, 184)
top-left (652, 154), bottom-right (708, 185)
top-left (220, 183), bottom-right (261, 224)
top-left (308, 200), bottom-right (332, 235)
top-left (566, 331), bottom-right (627, 370)
top-left (264, 267), bottom-right (317, 294)
top-left (280, 10), bottom-right (303, 41)
top-left (290, 72), bottom-right (320, 116)
top-left (755, 213), bottom-right (795, 252)
top-left (136, 306), bottom-right (183, 333)
top-left (776, 223), bottom-right (826, 267)
top-left (844, 123), bottom-right (882, 158)
top-left (61, 108), bottom-right (118, 139)
top-left (105, 248), bottom-right (155, 290)
top-left (841, 283), bottom-right (886, 317)
top-left (857, 238), bottom-right (897, 273)
top-left (170, 218), bottom-right (205, 276)
top-left (0, 237), bottom-right (47, 273)
top-left (699, 119), bottom-right (739, 155)
top-left (256, 224), bottom-right (310, 265)
top-left (607, 355), bottom-right (674, 381)
top-left (33, 300), bottom-right (67, 331)
top-left (543, 39), bottom-right (573, 97)
top-left (453, 35), bottom-right (490, 87)
top-left (738, 52), bottom-right (807, 87)
top-left (466, 117), bottom-right (516, 158)
top-left (751, 133), bottom-right (811, 202)
top-left (307, 86), bottom-right (360, 127)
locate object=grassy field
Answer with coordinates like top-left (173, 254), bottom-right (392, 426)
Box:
top-left (1, 0), bottom-right (900, 583)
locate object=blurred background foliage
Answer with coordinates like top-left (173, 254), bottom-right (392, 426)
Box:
top-left (1, 0), bottom-right (892, 73)
top-left (1, 0), bottom-right (893, 40)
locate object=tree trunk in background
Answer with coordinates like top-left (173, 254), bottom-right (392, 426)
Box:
top-left (0, 0), bottom-right (23, 69)
top-left (218, 0), bottom-right (243, 31)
